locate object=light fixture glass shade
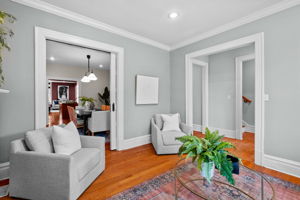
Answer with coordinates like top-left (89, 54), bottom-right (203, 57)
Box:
top-left (81, 75), bottom-right (90, 83)
top-left (88, 72), bottom-right (97, 81)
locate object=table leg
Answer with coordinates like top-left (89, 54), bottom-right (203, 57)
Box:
top-left (84, 117), bottom-right (88, 135)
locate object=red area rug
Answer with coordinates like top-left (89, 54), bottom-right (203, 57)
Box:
top-left (109, 163), bottom-right (300, 200)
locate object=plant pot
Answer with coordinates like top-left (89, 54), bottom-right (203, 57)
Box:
top-left (227, 155), bottom-right (239, 174)
top-left (201, 162), bottom-right (215, 181)
top-left (101, 105), bottom-right (110, 111)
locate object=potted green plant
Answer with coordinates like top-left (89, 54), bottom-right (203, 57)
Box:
top-left (176, 128), bottom-right (237, 185)
top-left (98, 87), bottom-right (110, 110)
top-left (0, 11), bottom-right (16, 89)
top-left (79, 96), bottom-right (95, 110)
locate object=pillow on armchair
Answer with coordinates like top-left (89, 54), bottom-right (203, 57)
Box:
top-left (52, 122), bottom-right (82, 155)
top-left (161, 113), bottom-right (181, 132)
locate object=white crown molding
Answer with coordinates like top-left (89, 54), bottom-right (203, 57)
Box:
top-left (171, 0), bottom-right (300, 50)
top-left (10, 0), bottom-right (170, 51)
top-left (11, 0), bottom-right (300, 51)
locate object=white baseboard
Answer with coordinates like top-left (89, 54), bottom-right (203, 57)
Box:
top-left (193, 124), bottom-right (236, 139)
top-left (242, 120), bottom-right (255, 133)
top-left (263, 154), bottom-right (300, 178)
top-left (193, 124), bottom-right (203, 132)
top-left (245, 125), bottom-right (255, 133)
top-left (120, 135), bottom-right (151, 150)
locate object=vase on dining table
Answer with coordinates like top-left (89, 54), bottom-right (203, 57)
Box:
top-left (84, 101), bottom-right (95, 110)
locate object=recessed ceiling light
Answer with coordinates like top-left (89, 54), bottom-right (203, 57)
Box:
top-left (168, 12), bottom-right (179, 19)
top-left (49, 56), bottom-right (55, 61)
top-left (99, 64), bottom-right (103, 68)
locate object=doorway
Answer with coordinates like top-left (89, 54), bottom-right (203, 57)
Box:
top-left (35, 27), bottom-right (124, 150)
top-left (235, 54), bottom-right (255, 140)
top-left (185, 33), bottom-right (264, 165)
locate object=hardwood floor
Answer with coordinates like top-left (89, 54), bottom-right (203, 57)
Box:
top-left (2, 132), bottom-right (300, 200)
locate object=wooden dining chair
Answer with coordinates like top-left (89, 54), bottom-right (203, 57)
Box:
top-left (67, 106), bottom-right (84, 128)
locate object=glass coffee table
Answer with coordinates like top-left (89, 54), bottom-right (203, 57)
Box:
top-left (174, 159), bottom-right (275, 200)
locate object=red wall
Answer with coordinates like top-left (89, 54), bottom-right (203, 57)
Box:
top-left (51, 82), bottom-right (77, 101)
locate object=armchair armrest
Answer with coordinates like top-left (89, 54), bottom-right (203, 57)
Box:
top-left (9, 151), bottom-right (72, 199)
top-left (80, 135), bottom-right (105, 149)
top-left (180, 122), bottom-right (193, 135)
top-left (151, 118), bottom-right (164, 149)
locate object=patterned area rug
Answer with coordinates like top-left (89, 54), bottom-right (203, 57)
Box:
top-left (109, 163), bottom-right (300, 200)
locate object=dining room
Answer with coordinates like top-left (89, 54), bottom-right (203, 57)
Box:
top-left (46, 40), bottom-right (111, 141)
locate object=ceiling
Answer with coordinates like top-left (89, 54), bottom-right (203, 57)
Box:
top-left (46, 40), bottom-right (111, 70)
top-left (39, 0), bottom-right (284, 46)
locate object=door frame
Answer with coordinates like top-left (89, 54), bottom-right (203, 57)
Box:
top-left (185, 33), bottom-right (264, 165)
top-left (235, 54), bottom-right (255, 140)
top-left (35, 27), bottom-right (124, 150)
top-left (186, 59), bottom-right (208, 133)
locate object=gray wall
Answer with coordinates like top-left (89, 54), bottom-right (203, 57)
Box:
top-left (170, 5), bottom-right (300, 162)
top-left (243, 60), bottom-right (255, 126)
top-left (208, 45), bottom-right (254, 130)
top-left (193, 64), bottom-right (202, 125)
top-left (0, 0), bottom-right (170, 162)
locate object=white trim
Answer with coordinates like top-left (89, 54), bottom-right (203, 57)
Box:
top-left (35, 27), bottom-right (124, 150)
top-left (185, 59), bottom-right (208, 133)
top-left (171, 0), bottom-right (300, 50)
top-left (11, 0), bottom-right (300, 51)
top-left (120, 135), bottom-right (151, 150)
top-left (243, 120), bottom-right (255, 133)
top-left (11, 0), bottom-right (170, 51)
top-left (0, 89), bottom-right (10, 94)
top-left (186, 33), bottom-right (264, 166)
top-left (235, 54), bottom-right (255, 139)
top-left (263, 154), bottom-right (300, 178)
top-left (193, 124), bottom-right (236, 139)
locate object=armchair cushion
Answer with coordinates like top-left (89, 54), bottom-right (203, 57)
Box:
top-left (52, 122), bottom-right (81, 155)
top-left (25, 127), bottom-right (54, 153)
top-left (154, 113), bottom-right (181, 130)
top-left (161, 131), bottom-right (185, 146)
top-left (161, 113), bottom-right (181, 132)
top-left (72, 148), bottom-right (101, 181)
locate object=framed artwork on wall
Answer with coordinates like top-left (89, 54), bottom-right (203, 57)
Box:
top-left (58, 85), bottom-right (69, 100)
top-left (136, 75), bottom-right (159, 104)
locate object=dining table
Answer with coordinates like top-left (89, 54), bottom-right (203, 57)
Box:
top-left (75, 109), bottom-right (92, 134)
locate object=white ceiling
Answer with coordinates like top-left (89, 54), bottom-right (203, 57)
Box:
top-left (46, 40), bottom-right (111, 70)
top-left (39, 0), bottom-right (284, 46)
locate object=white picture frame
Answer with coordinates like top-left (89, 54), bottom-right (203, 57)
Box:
top-left (136, 75), bottom-right (159, 104)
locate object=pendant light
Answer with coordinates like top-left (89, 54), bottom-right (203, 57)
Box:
top-left (81, 55), bottom-right (97, 82)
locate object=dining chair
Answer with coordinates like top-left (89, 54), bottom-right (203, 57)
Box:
top-left (67, 106), bottom-right (84, 129)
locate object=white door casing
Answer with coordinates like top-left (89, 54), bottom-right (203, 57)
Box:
top-left (35, 27), bottom-right (124, 150)
top-left (187, 59), bottom-right (209, 133)
top-left (185, 33), bottom-right (264, 165)
top-left (110, 53), bottom-right (117, 150)
top-left (235, 54), bottom-right (255, 140)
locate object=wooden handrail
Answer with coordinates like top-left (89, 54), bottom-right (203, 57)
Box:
top-left (242, 96), bottom-right (252, 103)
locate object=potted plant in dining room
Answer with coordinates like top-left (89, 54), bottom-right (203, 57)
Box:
top-left (176, 128), bottom-right (240, 185)
top-left (98, 86), bottom-right (110, 111)
top-left (0, 11), bottom-right (16, 93)
top-left (79, 96), bottom-right (95, 110)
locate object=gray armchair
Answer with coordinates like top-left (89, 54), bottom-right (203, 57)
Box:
top-left (9, 135), bottom-right (105, 200)
top-left (151, 114), bottom-right (193, 154)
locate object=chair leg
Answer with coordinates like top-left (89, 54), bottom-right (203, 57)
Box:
top-left (91, 132), bottom-right (94, 136)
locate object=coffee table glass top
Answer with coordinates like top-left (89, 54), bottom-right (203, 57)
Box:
top-left (173, 159), bottom-right (275, 200)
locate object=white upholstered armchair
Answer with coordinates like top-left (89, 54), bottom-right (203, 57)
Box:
top-left (151, 114), bottom-right (193, 154)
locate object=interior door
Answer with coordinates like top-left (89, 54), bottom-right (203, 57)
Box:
top-left (110, 53), bottom-right (117, 150)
